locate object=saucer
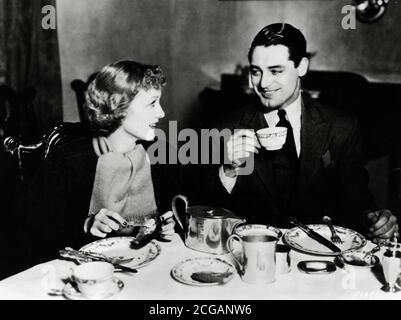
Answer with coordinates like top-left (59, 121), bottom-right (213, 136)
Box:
top-left (63, 277), bottom-right (124, 300)
top-left (171, 257), bottom-right (235, 286)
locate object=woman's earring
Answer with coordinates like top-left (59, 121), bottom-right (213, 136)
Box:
top-left (110, 94), bottom-right (120, 110)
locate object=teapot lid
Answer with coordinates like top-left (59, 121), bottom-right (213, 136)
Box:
top-left (187, 206), bottom-right (235, 219)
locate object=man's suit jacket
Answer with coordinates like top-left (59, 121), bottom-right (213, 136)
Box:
top-left (205, 93), bottom-right (377, 232)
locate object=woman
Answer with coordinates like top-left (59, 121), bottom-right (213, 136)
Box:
top-left (26, 60), bottom-right (179, 263)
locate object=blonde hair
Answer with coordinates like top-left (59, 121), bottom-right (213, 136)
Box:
top-left (85, 60), bottom-right (166, 136)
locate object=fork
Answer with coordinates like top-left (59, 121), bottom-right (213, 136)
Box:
top-left (323, 216), bottom-right (343, 244)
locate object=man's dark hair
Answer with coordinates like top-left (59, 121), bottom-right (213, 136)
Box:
top-left (248, 23), bottom-right (307, 67)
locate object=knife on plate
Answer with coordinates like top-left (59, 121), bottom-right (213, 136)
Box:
top-left (59, 248), bottom-right (138, 273)
top-left (289, 217), bottom-right (342, 254)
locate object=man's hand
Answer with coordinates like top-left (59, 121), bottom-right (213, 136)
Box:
top-left (224, 129), bottom-right (260, 176)
top-left (366, 209), bottom-right (399, 243)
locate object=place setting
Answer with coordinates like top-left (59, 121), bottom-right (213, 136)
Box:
top-left (284, 216), bottom-right (367, 256)
top-left (79, 236), bottom-right (161, 268)
top-left (61, 261), bottom-right (125, 300)
top-left (282, 215), bottom-right (401, 293)
top-left (55, 217), bottom-right (165, 300)
top-left (31, 195), bottom-right (401, 299)
top-left (283, 215), bottom-right (375, 274)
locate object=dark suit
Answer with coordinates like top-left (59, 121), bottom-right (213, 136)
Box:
top-left (391, 145), bottom-right (401, 215)
top-left (23, 136), bottom-right (181, 265)
top-left (206, 93), bottom-right (376, 232)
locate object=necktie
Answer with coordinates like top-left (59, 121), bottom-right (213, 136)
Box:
top-left (272, 109), bottom-right (299, 215)
top-left (276, 109), bottom-right (298, 163)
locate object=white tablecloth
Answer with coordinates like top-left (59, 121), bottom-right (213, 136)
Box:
top-left (0, 233), bottom-right (400, 300)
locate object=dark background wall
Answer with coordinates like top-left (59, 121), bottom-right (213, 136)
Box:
top-left (56, 0), bottom-right (401, 207)
top-left (57, 0), bottom-right (401, 124)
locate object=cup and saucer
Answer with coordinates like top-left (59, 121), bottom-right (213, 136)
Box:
top-left (63, 261), bottom-right (124, 300)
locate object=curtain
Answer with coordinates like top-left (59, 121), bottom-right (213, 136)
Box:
top-left (0, 0), bottom-right (62, 142)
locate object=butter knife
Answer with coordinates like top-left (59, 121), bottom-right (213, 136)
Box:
top-left (59, 248), bottom-right (138, 273)
top-left (289, 217), bottom-right (342, 254)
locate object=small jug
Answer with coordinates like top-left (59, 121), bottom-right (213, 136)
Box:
top-left (227, 224), bottom-right (280, 284)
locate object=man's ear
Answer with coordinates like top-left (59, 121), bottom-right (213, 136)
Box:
top-left (248, 71), bottom-right (254, 89)
top-left (297, 57), bottom-right (309, 77)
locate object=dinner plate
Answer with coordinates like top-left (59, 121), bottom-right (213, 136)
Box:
top-left (80, 237), bottom-right (161, 268)
top-left (283, 224), bottom-right (366, 256)
top-left (171, 257), bottom-right (235, 286)
top-left (63, 277), bottom-right (124, 300)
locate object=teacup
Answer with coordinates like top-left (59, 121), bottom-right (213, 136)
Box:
top-left (71, 261), bottom-right (114, 299)
top-left (256, 127), bottom-right (287, 151)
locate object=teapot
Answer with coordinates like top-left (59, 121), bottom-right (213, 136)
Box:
top-left (171, 194), bottom-right (246, 254)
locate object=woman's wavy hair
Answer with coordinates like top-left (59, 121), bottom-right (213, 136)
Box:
top-left (84, 60), bottom-right (166, 136)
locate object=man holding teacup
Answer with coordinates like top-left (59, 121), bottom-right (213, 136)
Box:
top-left (206, 23), bottom-right (397, 243)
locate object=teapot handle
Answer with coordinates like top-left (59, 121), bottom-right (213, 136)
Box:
top-left (171, 194), bottom-right (189, 231)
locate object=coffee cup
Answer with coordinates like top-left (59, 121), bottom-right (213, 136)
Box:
top-left (227, 224), bottom-right (282, 284)
top-left (256, 127), bottom-right (287, 151)
top-left (71, 261), bottom-right (114, 299)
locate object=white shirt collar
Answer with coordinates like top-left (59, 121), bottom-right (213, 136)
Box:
top-left (264, 93), bottom-right (302, 128)
top-left (283, 93), bottom-right (302, 128)
top-left (263, 93), bottom-right (302, 157)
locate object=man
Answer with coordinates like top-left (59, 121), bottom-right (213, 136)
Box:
top-left (208, 23), bottom-right (397, 242)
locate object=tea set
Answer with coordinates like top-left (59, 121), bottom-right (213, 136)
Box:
top-left (56, 190), bottom-right (401, 300)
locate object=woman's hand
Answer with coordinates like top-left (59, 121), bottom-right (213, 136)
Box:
top-left (159, 211), bottom-right (176, 241)
top-left (84, 208), bottom-right (127, 238)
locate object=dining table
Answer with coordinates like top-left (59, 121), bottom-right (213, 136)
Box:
top-left (0, 231), bottom-right (400, 300)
